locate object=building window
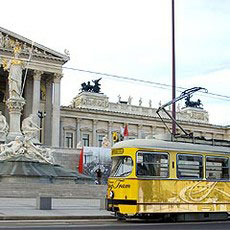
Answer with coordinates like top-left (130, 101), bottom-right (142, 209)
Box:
top-left (82, 133), bottom-right (89, 147)
top-left (65, 132), bottom-right (73, 148)
top-left (98, 134), bottom-right (104, 147)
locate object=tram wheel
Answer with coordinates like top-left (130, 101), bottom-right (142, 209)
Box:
top-left (115, 212), bottom-right (126, 221)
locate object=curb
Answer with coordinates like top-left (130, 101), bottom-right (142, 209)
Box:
top-left (0, 215), bottom-right (115, 221)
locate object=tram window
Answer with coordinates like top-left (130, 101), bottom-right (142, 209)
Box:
top-left (110, 156), bottom-right (133, 177)
top-left (206, 157), bottom-right (229, 180)
top-left (177, 154), bottom-right (203, 179)
top-left (136, 152), bottom-right (168, 177)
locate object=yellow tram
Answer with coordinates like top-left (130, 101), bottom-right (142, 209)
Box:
top-left (106, 136), bottom-right (230, 221)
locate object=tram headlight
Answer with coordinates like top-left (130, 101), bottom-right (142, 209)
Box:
top-left (109, 190), bottom-right (114, 199)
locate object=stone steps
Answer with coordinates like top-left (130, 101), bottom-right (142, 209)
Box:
top-left (0, 183), bottom-right (107, 198)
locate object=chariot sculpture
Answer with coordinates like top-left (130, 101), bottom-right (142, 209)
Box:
top-left (80, 78), bottom-right (102, 93)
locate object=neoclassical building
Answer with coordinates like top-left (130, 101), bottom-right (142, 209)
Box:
top-left (0, 26), bottom-right (69, 147)
top-left (60, 91), bottom-right (230, 149)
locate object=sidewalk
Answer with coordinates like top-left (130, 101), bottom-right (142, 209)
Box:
top-left (0, 197), bottom-right (114, 220)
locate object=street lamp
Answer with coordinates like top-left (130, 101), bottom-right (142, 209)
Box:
top-left (37, 111), bottom-right (46, 143)
top-left (172, 0), bottom-right (176, 136)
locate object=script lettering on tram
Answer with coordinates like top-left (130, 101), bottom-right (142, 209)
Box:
top-left (108, 181), bottom-right (131, 189)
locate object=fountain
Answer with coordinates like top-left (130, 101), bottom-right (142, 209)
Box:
top-left (0, 42), bottom-right (92, 184)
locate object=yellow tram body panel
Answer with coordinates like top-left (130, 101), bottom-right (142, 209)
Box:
top-left (108, 178), bottom-right (138, 214)
top-left (107, 139), bottom-right (230, 216)
top-left (108, 178), bottom-right (230, 215)
top-left (137, 180), bottom-right (230, 213)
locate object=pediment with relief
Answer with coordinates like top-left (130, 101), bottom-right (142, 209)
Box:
top-left (0, 27), bottom-right (69, 63)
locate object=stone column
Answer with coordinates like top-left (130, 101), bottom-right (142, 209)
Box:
top-left (51, 73), bottom-right (62, 147)
top-left (108, 121), bottom-right (113, 145)
top-left (92, 120), bottom-right (98, 146)
top-left (32, 71), bottom-right (43, 143)
top-left (44, 78), bottom-right (53, 146)
top-left (138, 124), bottom-right (143, 139)
top-left (32, 70), bottom-right (43, 115)
top-left (151, 125), bottom-right (156, 137)
top-left (23, 76), bottom-right (33, 118)
top-left (6, 98), bottom-right (25, 141)
top-left (76, 118), bottom-right (81, 147)
top-left (60, 120), bottom-right (64, 147)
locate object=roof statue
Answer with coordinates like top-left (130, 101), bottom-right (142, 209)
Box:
top-left (128, 96), bottom-right (133, 105)
top-left (80, 78), bottom-right (102, 93)
top-left (117, 95), bottom-right (121, 103)
top-left (139, 97), bottom-right (142, 106)
top-left (185, 95), bottom-right (203, 109)
top-left (149, 99), bottom-right (152, 108)
top-left (117, 95), bottom-right (128, 104)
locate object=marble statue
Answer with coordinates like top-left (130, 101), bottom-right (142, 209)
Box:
top-left (149, 99), bottom-right (152, 108)
top-left (0, 136), bottom-right (24, 160)
top-left (0, 111), bottom-right (9, 135)
top-left (9, 46), bottom-right (23, 98)
top-left (0, 32), bottom-right (3, 47)
top-left (23, 135), bottom-right (54, 164)
top-left (128, 96), bottom-right (133, 105)
top-left (77, 141), bottom-right (82, 148)
top-left (159, 100), bottom-right (162, 107)
top-left (4, 35), bottom-right (10, 48)
top-left (0, 134), bottom-right (54, 164)
top-left (177, 103), bottom-right (181, 112)
top-left (102, 135), bottom-right (111, 148)
top-left (3, 44), bottom-right (24, 99)
top-left (21, 114), bottom-right (41, 141)
top-left (139, 97), bottom-right (142, 106)
top-left (118, 94), bottom-right (121, 103)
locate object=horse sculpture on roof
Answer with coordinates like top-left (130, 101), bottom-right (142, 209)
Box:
top-left (80, 78), bottom-right (102, 93)
top-left (185, 95), bottom-right (203, 109)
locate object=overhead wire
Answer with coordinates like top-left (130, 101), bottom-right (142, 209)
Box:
top-left (62, 66), bottom-right (230, 101)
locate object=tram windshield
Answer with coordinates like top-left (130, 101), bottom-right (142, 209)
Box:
top-left (110, 156), bottom-right (133, 177)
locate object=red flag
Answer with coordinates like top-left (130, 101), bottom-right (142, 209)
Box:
top-left (78, 147), bottom-right (84, 174)
top-left (124, 124), bottom-right (129, 138)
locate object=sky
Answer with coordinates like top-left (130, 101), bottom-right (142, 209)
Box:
top-left (1, 0), bottom-right (230, 125)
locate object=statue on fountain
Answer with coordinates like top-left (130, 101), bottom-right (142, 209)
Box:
top-left (0, 114), bottom-right (54, 164)
top-left (3, 43), bottom-right (24, 99)
top-left (0, 111), bottom-right (9, 139)
top-left (21, 114), bottom-right (41, 141)
top-left (0, 136), bottom-right (23, 161)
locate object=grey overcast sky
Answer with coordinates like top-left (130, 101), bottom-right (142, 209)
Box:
top-left (1, 0), bottom-right (230, 125)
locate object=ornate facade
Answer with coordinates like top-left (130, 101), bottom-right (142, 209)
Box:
top-left (60, 92), bottom-right (230, 149)
top-left (0, 27), bottom-right (69, 147)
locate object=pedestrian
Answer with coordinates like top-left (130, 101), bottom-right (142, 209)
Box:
top-left (96, 168), bottom-right (102, 185)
